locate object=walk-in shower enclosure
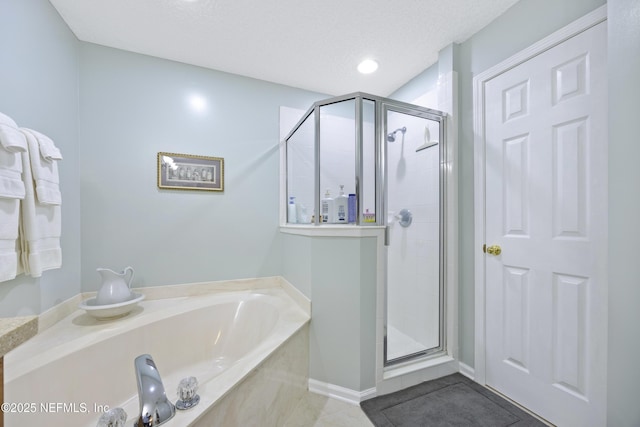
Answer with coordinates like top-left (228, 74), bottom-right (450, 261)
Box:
top-left (283, 92), bottom-right (447, 366)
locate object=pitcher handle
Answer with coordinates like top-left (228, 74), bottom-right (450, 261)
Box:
top-left (124, 266), bottom-right (135, 288)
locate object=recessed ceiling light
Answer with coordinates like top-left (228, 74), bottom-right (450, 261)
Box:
top-left (357, 59), bottom-right (379, 74)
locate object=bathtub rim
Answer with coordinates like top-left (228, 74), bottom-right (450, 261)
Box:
top-left (38, 275), bottom-right (310, 333)
top-left (6, 277), bottom-right (310, 381)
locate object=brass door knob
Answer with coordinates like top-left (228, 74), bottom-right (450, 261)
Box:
top-left (483, 244), bottom-right (502, 256)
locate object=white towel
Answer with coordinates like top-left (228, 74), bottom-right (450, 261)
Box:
top-left (0, 139), bottom-right (26, 200)
top-left (20, 129), bottom-right (61, 205)
top-left (0, 198), bottom-right (22, 282)
top-left (0, 113), bottom-right (27, 199)
top-left (34, 131), bottom-right (62, 161)
top-left (0, 113), bottom-right (26, 282)
top-left (19, 129), bottom-right (62, 277)
top-left (0, 113), bottom-right (28, 153)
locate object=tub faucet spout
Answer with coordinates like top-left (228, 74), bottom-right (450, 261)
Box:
top-left (133, 354), bottom-right (176, 427)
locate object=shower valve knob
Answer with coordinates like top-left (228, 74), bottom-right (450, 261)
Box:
top-left (395, 209), bottom-right (412, 228)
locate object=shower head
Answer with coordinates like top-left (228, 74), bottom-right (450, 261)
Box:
top-left (387, 126), bottom-right (406, 142)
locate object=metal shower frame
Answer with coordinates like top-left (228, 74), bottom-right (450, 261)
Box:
top-left (283, 91), bottom-right (445, 228)
top-left (284, 92), bottom-right (448, 366)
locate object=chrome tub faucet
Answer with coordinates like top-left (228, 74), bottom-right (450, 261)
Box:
top-left (133, 354), bottom-right (176, 427)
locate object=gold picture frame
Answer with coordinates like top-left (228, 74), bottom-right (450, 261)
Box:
top-left (157, 152), bottom-right (224, 191)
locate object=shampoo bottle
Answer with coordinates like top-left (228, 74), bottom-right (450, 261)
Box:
top-left (321, 190), bottom-right (334, 223)
top-left (334, 185), bottom-right (348, 224)
top-left (348, 193), bottom-right (357, 223)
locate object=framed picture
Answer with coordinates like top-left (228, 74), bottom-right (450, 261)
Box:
top-left (157, 152), bottom-right (224, 191)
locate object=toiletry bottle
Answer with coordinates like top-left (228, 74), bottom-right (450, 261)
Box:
top-left (296, 202), bottom-right (309, 223)
top-left (288, 196), bottom-right (297, 224)
top-left (321, 190), bottom-right (334, 223)
top-left (334, 185), bottom-right (348, 224)
top-left (363, 209), bottom-right (375, 223)
top-left (348, 194), bottom-right (357, 224)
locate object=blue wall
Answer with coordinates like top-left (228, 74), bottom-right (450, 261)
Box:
top-left (0, 0), bottom-right (81, 315)
top-left (0, 0), bottom-right (325, 315)
top-left (78, 44), bottom-right (323, 290)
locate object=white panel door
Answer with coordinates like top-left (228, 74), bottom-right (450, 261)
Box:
top-left (484, 21), bottom-right (607, 426)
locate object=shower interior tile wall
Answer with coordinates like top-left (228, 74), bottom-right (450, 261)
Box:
top-left (386, 89), bottom-right (440, 352)
top-left (323, 119), bottom-right (376, 215)
top-left (318, 115), bottom-right (355, 217)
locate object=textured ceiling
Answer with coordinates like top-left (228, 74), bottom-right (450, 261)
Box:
top-left (48, 0), bottom-right (520, 96)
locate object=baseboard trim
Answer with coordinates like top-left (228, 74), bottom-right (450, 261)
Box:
top-left (458, 362), bottom-right (475, 380)
top-left (308, 378), bottom-right (376, 405)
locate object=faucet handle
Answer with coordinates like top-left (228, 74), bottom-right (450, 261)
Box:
top-left (176, 376), bottom-right (200, 410)
top-left (96, 407), bottom-right (127, 427)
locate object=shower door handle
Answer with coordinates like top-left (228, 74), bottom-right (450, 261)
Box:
top-left (385, 226), bottom-right (391, 246)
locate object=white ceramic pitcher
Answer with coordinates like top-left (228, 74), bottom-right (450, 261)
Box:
top-left (95, 266), bottom-right (135, 306)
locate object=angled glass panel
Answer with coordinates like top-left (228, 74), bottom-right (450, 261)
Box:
top-left (286, 111), bottom-right (314, 224)
top-left (319, 99), bottom-right (356, 224)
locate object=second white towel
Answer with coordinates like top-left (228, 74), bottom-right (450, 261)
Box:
top-left (21, 128), bottom-right (62, 205)
top-left (19, 129), bottom-right (62, 277)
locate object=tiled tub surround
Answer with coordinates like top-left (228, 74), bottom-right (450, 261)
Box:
top-left (195, 324), bottom-right (309, 426)
top-left (4, 277), bottom-right (310, 426)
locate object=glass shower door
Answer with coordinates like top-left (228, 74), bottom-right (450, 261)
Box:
top-left (384, 105), bottom-right (444, 365)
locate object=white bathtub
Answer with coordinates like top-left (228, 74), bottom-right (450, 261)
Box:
top-left (4, 278), bottom-right (310, 426)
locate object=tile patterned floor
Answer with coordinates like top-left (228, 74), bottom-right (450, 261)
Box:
top-left (284, 391), bottom-right (374, 427)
